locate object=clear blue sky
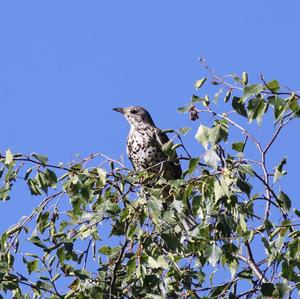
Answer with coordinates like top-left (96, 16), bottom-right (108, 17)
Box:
top-left (0, 0), bottom-right (300, 294)
top-left (1, 1), bottom-right (300, 157)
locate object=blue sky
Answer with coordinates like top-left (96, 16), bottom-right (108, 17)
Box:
top-left (1, 1), bottom-right (300, 157)
top-left (0, 0), bottom-right (300, 295)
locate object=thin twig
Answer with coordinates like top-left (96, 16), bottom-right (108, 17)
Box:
top-left (109, 233), bottom-right (129, 299)
top-left (5, 191), bottom-right (65, 255)
top-left (83, 238), bottom-right (93, 270)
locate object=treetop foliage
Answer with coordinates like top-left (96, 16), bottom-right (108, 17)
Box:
top-left (1, 60), bottom-right (300, 298)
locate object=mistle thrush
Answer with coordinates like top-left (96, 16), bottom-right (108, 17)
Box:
top-left (113, 106), bottom-right (196, 230)
top-left (113, 106), bottom-right (181, 180)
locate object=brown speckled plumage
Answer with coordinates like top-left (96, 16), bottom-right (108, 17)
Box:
top-left (113, 106), bottom-right (181, 180)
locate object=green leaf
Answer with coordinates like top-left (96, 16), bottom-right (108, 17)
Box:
top-left (178, 127), bottom-right (191, 135)
top-left (6, 224), bottom-right (22, 236)
top-left (224, 89), bottom-right (231, 103)
top-left (241, 84), bottom-right (263, 102)
top-left (261, 283), bottom-right (275, 297)
top-left (45, 169), bottom-right (58, 186)
top-left (27, 179), bottom-right (42, 195)
top-left (57, 247), bottom-right (66, 263)
top-left (178, 105), bottom-right (192, 113)
top-left (39, 276), bottom-right (50, 281)
top-left (210, 283), bottom-right (230, 299)
top-left (238, 164), bottom-right (254, 176)
top-left (31, 153), bottom-right (49, 165)
top-left (275, 282), bottom-right (291, 298)
top-left (239, 214), bottom-right (247, 232)
top-left (127, 256), bottom-right (136, 276)
top-left (202, 94), bottom-right (210, 107)
top-left (278, 191), bottom-right (291, 212)
top-left (194, 77), bottom-right (207, 90)
top-left (232, 73), bottom-right (242, 84)
top-left (232, 96), bottom-right (247, 117)
top-left (27, 259), bottom-right (38, 274)
top-left (148, 256), bottom-right (169, 269)
top-left (0, 166), bottom-right (4, 178)
top-left (247, 96), bottom-right (267, 124)
top-left (187, 158), bottom-right (199, 174)
top-left (37, 211), bottom-right (50, 234)
top-left (210, 283), bottom-right (230, 297)
top-left (98, 246), bottom-right (111, 256)
top-left (49, 256), bottom-right (56, 268)
top-left (281, 260), bottom-right (293, 280)
top-left (192, 195), bottom-right (201, 216)
top-left (288, 238), bottom-right (300, 259)
top-left (214, 177), bottom-right (232, 201)
top-left (5, 149), bottom-right (14, 165)
top-left (73, 270), bottom-right (90, 280)
top-left (266, 80), bottom-right (280, 93)
top-left (203, 149), bottom-right (220, 170)
top-left (287, 93), bottom-right (300, 116)
top-left (213, 87), bottom-right (223, 104)
top-left (208, 120), bottom-right (228, 144)
top-left (161, 233), bottom-right (181, 252)
top-left (195, 125), bottom-right (210, 150)
top-left (191, 94), bottom-right (202, 103)
top-left (268, 95), bottom-right (286, 122)
top-left (208, 243), bottom-right (222, 267)
top-left (29, 236), bottom-right (49, 250)
top-left (273, 157), bottom-right (287, 182)
top-left (294, 209), bottom-right (300, 218)
top-left (51, 273), bottom-right (61, 283)
top-left (232, 142), bottom-right (245, 152)
top-left (162, 129), bottom-right (174, 134)
top-left (237, 179), bottom-right (252, 197)
top-left (24, 168), bottom-right (33, 180)
top-left (242, 72), bottom-right (248, 85)
top-left (97, 168), bottom-right (107, 186)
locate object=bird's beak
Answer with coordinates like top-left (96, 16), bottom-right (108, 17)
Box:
top-left (113, 107), bottom-right (124, 114)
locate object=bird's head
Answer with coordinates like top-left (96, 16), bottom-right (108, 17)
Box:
top-left (113, 106), bottom-right (155, 128)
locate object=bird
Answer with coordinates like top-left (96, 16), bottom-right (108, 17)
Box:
top-left (113, 106), bottom-right (196, 231)
top-left (113, 106), bottom-right (181, 181)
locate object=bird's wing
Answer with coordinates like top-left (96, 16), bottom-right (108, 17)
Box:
top-left (154, 128), bottom-right (170, 147)
top-left (154, 128), bottom-right (182, 179)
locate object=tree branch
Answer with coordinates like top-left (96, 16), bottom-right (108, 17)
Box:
top-left (109, 225), bottom-right (129, 299)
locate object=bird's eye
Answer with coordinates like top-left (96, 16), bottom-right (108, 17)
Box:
top-left (131, 109), bottom-right (137, 114)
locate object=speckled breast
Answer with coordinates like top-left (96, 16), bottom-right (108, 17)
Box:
top-left (126, 128), bottom-right (166, 173)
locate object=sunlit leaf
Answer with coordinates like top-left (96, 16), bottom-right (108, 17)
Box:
top-left (31, 153), bottom-right (49, 165)
top-left (208, 243), bottom-right (222, 267)
top-left (194, 77), bottom-right (207, 90)
top-left (187, 158), bottom-right (199, 174)
top-left (266, 80), bottom-right (280, 93)
top-left (247, 96), bottom-right (267, 124)
top-left (241, 84), bottom-right (263, 102)
top-left (208, 120), bottom-right (228, 144)
top-left (232, 142), bottom-right (244, 152)
top-left (242, 72), bottom-right (248, 86)
top-left (203, 148), bottom-right (220, 169)
top-left (5, 149), bottom-right (13, 165)
top-left (278, 191), bottom-right (291, 212)
top-left (27, 259), bottom-right (38, 274)
top-left (178, 127), bottom-right (191, 135)
top-left (195, 124), bottom-right (210, 150)
top-left (274, 157), bottom-right (287, 182)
